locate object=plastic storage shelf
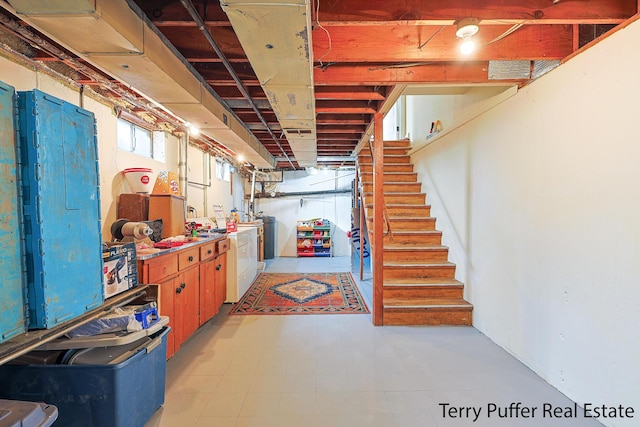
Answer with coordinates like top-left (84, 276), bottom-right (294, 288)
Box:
top-left (0, 326), bottom-right (170, 427)
top-left (18, 90), bottom-right (103, 329)
top-left (0, 81), bottom-right (27, 343)
top-left (296, 219), bottom-right (332, 257)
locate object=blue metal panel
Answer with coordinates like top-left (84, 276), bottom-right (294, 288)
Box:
top-left (0, 81), bottom-right (26, 342)
top-left (18, 89), bottom-right (103, 329)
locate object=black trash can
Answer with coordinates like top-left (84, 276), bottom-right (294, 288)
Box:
top-left (263, 216), bottom-right (276, 259)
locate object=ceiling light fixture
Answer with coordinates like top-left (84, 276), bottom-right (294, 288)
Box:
top-left (455, 18), bottom-right (480, 55)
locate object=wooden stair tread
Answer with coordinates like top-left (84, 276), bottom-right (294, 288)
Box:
top-left (384, 278), bottom-right (462, 286)
top-left (370, 216), bottom-right (434, 220)
top-left (359, 162), bottom-right (413, 167)
top-left (366, 204), bottom-right (431, 209)
top-left (364, 182), bottom-right (422, 185)
top-left (384, 245), bottom-right (447, 251)
top-left (360, 171), bottom-right (415, 175)
top-left (363, 192), bottom-right (423, 196)
top-left (384, 298), bottom-right (473, 308)
top-left (373, 230), bottom-right (441, 235)
top-left (384, 261), bottom-right (455, 267)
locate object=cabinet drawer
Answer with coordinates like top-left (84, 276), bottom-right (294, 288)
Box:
top-left (216, 238), bottom-right (230, 255)
top-left (200, 243), bottom-right (215, 261)
top-left (147, 254), bottom-right (178, 283)
top-left (179, 247), bottom-right (200, 270)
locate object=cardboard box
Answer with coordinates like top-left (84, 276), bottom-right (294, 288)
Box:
top-left (102, 243), bottom-right (138, 298)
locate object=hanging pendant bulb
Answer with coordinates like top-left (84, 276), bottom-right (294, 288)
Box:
top-left (460, 37), bottom-right (476, 55)
top-left (456, 18), bottom-right (480, 56)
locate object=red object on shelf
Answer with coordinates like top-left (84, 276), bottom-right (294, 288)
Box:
top-left (153, 241), bottom-right (184, 249)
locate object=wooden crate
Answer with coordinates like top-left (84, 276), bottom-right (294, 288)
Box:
top-left (148, 194), bottom-right (186, 238)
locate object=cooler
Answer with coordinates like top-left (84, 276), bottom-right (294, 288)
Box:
top-left (0, 321), bottom-right (170, 427)
top-left (17, 89), bottom-right (104, 329)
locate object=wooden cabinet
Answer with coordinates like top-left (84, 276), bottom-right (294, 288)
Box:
top-left (199, 258), bottom-right (217, 326)
top-left (214, 246), bottom-right (228, 311)
top-left (173, 265), bottom-right (199, 349)
top-left (137, 237), bottom-right (229, 359)
top-left (200, 239), bottom-right (229, 325)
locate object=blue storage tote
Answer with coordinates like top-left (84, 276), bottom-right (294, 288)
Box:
top-left (0, 81), bottom-right (27, 343)
top-left (0, 326), bottom-right (169, 427)
top-left (17, 89), bottom-right (103, 329)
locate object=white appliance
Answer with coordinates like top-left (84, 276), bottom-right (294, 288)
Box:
top-left (226, 225), bottom-right (258, 302)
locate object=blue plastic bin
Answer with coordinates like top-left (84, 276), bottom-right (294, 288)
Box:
top-left (17, 89), bottom-right (104, 329)
top-left (0, 326), bottom-right (169, 427)
top-left (0, 80), bottom-right (27, 343)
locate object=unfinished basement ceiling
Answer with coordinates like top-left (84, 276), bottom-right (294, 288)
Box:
top-left (0, 0), bottom-right (636, 171)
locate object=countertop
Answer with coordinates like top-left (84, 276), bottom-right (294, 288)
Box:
top-left (136, 233), bottom-right (228, 261)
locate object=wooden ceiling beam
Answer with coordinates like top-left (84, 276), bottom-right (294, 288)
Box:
top-left (316, 115), bottom-right (371, 125)
top-left (315, 62), bottom-right (527, 85)
top-left (317, 125), bottom-right (367, 133)
top-left (212, 86), bottom-right (266, 99)
top-left (317, 135), bottom-right (361, 140)
top-left (315, 0), bottom-right (636, 24)
top-left (317, 107), bottom-right (377, 114)
top-left (314, 86), bottom-right (386, 100)
top-left (313, 24), bottom-right (573, 62)
top-left (206, 79), bottom-right (261, 86)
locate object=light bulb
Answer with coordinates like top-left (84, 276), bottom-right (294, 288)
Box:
top-left (460, 38), bottom-right (475, 55)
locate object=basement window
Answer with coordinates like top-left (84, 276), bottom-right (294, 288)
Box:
top-left (215, 158), bottom-right (231, 182)
top-left (117, 118), bottom-right (165, 161)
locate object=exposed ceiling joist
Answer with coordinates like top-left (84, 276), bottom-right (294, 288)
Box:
top-left (0, 0), bottom-right (634, 171)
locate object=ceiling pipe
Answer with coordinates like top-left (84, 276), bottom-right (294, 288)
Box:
top-left (0, 11), bottom-right (243, 166)
top-left (179, 0), bottom-right (296, 170)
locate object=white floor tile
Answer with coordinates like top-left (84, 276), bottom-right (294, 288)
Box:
top-left (145, 256), bottom-right (603, 427)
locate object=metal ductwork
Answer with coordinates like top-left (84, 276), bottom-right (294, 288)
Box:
top-left (6, 0), bottom-right (276, 169)
top-left (221, 0), bottom-right (317, 167)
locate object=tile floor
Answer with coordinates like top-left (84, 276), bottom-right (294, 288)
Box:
top-left (145, 256), bottom-right (602, 427)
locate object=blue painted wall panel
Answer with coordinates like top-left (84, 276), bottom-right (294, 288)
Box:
top-left (18, 89), bottom-right (103, 329)
top-left (0, 81), bottom-right (26, 342)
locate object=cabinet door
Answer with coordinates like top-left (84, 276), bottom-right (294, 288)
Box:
top-left (157, 277), bottom-right (177, 359)
top-left (174, 266), bottom-right (199, 351)
top-left (214, 252), bottom-right (228, 312)
top-left (199, 259), bottom-right (217, 325)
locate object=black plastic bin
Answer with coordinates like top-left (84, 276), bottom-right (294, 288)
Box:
top-left (262, 216), bottom-right (276, 259)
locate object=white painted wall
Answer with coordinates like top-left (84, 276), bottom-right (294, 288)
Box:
top-left (254, 169), bottom-right (353, 257)
top-left (407, 22), bottom-right (640, 425)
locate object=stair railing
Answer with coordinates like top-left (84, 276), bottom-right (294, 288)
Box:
top-left (371, 113), bottom-right (384, 325)
top-left (367, 139), bottom-right (393, 240)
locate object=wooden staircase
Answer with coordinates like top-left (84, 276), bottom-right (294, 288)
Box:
top-left (358, 139), bottom-right (473, 326)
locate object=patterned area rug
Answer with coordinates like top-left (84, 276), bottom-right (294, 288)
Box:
top-left (229, 272), bottom-right (370, 315)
